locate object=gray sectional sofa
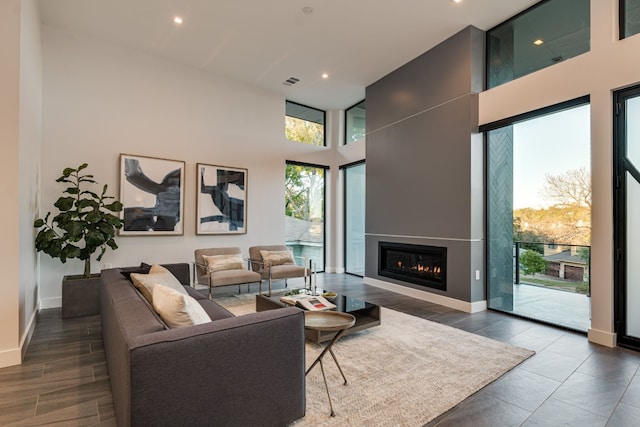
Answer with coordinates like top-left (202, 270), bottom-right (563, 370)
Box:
top-left (100, 263), bottom-right (306, 427)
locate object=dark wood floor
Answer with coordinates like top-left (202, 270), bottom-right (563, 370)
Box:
top-left (1, 273), bottom-right (639, 426)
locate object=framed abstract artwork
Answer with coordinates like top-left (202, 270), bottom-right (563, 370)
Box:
top-left (196, 163), bottom-right (247, 235)
top-left (119, 154), bottom-right (185, 236)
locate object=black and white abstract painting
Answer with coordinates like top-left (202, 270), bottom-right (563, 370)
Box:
top-left (197, 163), bottom-right (247, 235)
top-left (119, 154), bottom-right (185, 235)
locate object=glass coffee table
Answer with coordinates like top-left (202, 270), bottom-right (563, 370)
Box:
top-left (255, 292), bottom-right (381, 343)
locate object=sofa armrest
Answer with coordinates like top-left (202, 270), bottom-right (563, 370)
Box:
top-left (128, 307), bottom-right (305, 427)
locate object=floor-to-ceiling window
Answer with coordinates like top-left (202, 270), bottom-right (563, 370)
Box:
top-left (342, 161), bottom-right (365, 276)
top-left (614, 84), bottom-right (640, 350)
top-left (485, 98), bottom-right (591, 332)
top-left (285, 161), bottom-right (326, 271)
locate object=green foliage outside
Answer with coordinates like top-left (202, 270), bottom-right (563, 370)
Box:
top-left (519, 250), bottom-right (548, 277)
top-left (285, 116), bottom-right (324, 146)
top-left (285, 164), bottom-right (324, 221)
top-left (34, 164), bottom-right (123, 277)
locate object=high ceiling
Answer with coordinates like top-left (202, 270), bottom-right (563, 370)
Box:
top-left (38, 0), bottom-right (539, 110)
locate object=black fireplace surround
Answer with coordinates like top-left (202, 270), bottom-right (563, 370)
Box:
top-left (378, 242), bottom-right (447, 291)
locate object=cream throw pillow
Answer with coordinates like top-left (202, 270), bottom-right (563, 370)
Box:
top-left (260, 250), bottom-right (295, 266)
top-left (203, 254), bottom-right (246, 272)
top-left (152, 284), bottom-right (211, 328)
top-left (130, 264), bottom-right (188, 304)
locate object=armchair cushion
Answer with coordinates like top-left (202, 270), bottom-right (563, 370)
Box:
top-left (260, 250), bottom-right (295, 266)
top-left (203, 254), bottom-right (246, 272)
top-left (152, 284), bottom-right (211, 328)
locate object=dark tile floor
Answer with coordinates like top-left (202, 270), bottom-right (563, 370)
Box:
top-left (1, 273), bottom-right (639, 426)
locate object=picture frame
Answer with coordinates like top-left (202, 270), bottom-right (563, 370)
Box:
top-left (196, 163), bottom-right (247, 235)
top-left (119, 154), bottom-right (185, 236)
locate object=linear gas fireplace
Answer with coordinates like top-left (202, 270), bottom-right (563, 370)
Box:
top-left (378, 242), bottom-right (447, 291)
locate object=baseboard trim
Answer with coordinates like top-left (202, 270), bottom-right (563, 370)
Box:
top-left (364, 277), bottom-right (486, 313)
top-left (39, 297), bottom-right (61, 310)
top-left (20, 309), bottom-right (38, 361)
top-left (0, 347), bottom-right (22, 368)
top-left (588, 328), bottom-right (616, 348)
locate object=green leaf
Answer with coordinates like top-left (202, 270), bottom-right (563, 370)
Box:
top-left (81, 191), bottom-right (99, 200)
top-left (53, 212), bottom-right (73, 225)
top-left (85, 230), bottom-right (106, 247)
top-left (106, 239), bottom-right (118, 250)
top-left (77, 163), bottom-right (88, 171)
top-left (54, 197), bottom-right (75, 211)
top-left (104, 201), bottom-right (123, 212)
top-left (61, 167), bottom-right (76, 177)
top-left (62, 221), bottom-right (85, 240)
top-left (62, 244), bottom-right (81, 259)
top-left (65, 187), bottom-right (80, 195)
top-left (34, 218), bottom-right (45, 228)
top-left (77, 199), bottom-right (98, 210)
top-left (97, 221), bottom-right (116, 235)
top-left (96, 246), bottom-right (107, 262)
top-left (85, 210), bottom-right (102, 223)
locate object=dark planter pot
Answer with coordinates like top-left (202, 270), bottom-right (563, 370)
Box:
top-left (62, 274), bottom-right (101, 319)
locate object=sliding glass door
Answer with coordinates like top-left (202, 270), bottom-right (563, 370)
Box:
top-left (486, 100), bottom-right (591, 331)
top-left (614, 85), bottom-right (640, 350)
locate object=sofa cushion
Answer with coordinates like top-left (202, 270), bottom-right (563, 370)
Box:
top-left (260, 250), bottom-right (295, 266)
top-left (203, 254), bottom-right (246, 272)
top-left (152, 284), bottom-right (211, 328)
top-left (120, 263), bottom-right (151, 281)
top-left (198, 299), bottom-right (236, 321)
top-left (131, 264), bottom-right (188, 304)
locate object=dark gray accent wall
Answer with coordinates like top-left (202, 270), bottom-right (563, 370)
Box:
top-left (365, 26), bottom-right (485, 304)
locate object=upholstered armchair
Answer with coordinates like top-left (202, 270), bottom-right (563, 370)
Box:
top-left (194, 247), bottom-right (262, 299)
top-left (248, 245), bottom-right (313, 296)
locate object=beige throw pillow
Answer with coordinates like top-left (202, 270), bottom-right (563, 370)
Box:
top-left (130, 264), bottom-right (188, 304)
top-left (260, 250), bottom-right (295, 266)
top-left (203, 254), bottom-right (246, 273)
top-left (152, 284), bottom-right (211, 328)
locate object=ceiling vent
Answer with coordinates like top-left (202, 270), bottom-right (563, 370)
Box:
top-left (283, 77), bottom-right (300, 86)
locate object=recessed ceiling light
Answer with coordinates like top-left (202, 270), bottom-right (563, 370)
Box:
top-left (452, 0), bottom-right (463, 4)
top-left (173, 16), bottom-right (183, 25)
top-left (302, 6), bottom-right (314, 14)
top-left (534, 39), bottom-right (544, 46)
top-left (322, 73), bottom-right (329, 79)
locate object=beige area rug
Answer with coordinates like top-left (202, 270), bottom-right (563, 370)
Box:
top-left (216, 293), bottom-right (535, 427)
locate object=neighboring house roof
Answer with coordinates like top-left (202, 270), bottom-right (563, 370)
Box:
top-left (544, 250), bottom-right (587, 265)
top-left (285, 215), bottom-right (323, 245)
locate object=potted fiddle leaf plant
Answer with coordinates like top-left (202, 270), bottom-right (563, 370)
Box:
top-left (34, 163), bottom-right (124, 318)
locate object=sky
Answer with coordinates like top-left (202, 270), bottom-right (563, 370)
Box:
top-left (512, 104), bottom-right (591, 209)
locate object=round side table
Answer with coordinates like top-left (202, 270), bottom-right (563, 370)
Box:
top-left (304, 311), bottom-right (356, 417)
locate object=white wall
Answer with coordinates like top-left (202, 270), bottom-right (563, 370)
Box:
top-left (0, 0), bottom-right (41, 368)
top-left (40, 26), bottom-right (358, 306)
top-left (479, 0), bottom-right (640, 347)
top-left (0, 0), bottom-right (23, 368)
top-left (18, 0), bottom-right (42, 360)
